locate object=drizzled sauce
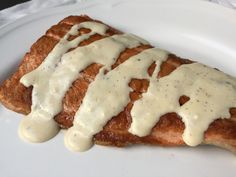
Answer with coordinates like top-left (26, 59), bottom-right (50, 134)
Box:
top-left (19, 21), bottom-right (148, 143)
top-left (19, 21), bottom-right (109, 142)
top-left (19, 21), bottom-right (236, 151)
top-left (129, 63), bottom-right (236, 146)
top-left (65, 48), bottom-right (168, 151)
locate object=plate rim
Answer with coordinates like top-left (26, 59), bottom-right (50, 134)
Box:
top-left (0, 1), bottom-right (236, 177)
top-left (1, 0), bottom-right (236, 38)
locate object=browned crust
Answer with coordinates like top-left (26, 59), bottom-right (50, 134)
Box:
top-left (0, 15), bottom-right (236, 153)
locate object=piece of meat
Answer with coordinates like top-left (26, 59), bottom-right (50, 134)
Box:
top-left (0, 15), bottom-right (236, 153)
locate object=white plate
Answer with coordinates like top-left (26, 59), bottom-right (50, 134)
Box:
top-left (0, 0), bottom-right (236, 176)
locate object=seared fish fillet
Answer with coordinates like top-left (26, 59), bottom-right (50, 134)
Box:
top-left (0, 15), bottom-right (236, 152)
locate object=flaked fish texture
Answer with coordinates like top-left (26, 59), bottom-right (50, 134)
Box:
top-left (0, 15), bottom-right (236, 153)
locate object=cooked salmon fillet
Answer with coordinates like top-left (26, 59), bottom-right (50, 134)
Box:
top-left (0, 15), bottom-right (236, 153)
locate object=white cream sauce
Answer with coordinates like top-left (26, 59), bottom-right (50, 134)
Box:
top-left (18, 21), bottom-right (236, 152)
top-left (129, 63), bottom-right (236, 146)
top-left (19, 21), bottom-right (109, 142)
top-left (19, 21), bottom-right (148, 143)
top-left (65, 48), bottom-right (168, 151)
